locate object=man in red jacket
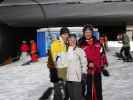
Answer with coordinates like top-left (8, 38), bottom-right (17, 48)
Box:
top-left (79, 25), bottom-right (106, 100)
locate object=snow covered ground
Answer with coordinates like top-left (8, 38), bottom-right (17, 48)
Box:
top-left (108, 41), bottom-right (133, 51)
top-left (0, 46), bottom-right (133, 100)
top-left (103, 47), bottom-right (133, 100)
top-left (0, 58), bottom-right (52, 100)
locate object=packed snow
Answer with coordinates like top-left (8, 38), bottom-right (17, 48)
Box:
top-left (0, 58), bottom-right (52, 100)
top-left (0, 41), bottom-right (133, 100)
top-left (108, 41), bottom-right (133, 51)
top-left (103, 47), bottom-right (133, 100)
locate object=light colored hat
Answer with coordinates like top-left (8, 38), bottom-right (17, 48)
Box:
top-left (22, 40), bottom-right (26, 43)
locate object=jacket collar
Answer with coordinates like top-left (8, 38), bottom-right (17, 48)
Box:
top-left (68, 46), bottom-right (77, 51)
top-left (59, 36), bottom-right (65, 44)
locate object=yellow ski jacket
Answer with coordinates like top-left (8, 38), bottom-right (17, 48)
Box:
top-left (50, 37), bottom-right (67, 63)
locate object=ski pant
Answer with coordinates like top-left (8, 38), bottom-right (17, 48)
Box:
top-left (120, 46), bottom-right (124, 58)
top-left (66, 81), bottom-right (84, 100)
top-left (49, 68), bottom-right (59, 83)
top-left (124, 47), bottom-right (132, 60)
top-left (120, 46), bottom-right (132, 60)
top-left (50, 68), bottom-right (69, 100)
top-left (54, 81), bottom-right (66, 100)
top-left (85, 73), bottom-right (103, 100)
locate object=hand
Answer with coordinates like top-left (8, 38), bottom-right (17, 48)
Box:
top-left (82, 73), bottom-right (87, 81)
top-left (89, 62), bottom-right (95, 68)
top-left (102, 68), bottom-right (110, 77)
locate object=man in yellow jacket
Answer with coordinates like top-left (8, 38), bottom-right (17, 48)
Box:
top-left (50, 27), bottom-right (70, 81)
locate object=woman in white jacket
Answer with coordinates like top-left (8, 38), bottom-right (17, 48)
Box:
top-left (66, 34), bottom-right (88, 100)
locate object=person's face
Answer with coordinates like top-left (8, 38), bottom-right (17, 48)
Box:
top-left (100, 37), bottom-right (104, 44)
top-left (68, 36), bottom-right (77, 47)
top-left (84, 30), bottom-right (93, 40)
top-left (61, 33), bottom-right (69, 43)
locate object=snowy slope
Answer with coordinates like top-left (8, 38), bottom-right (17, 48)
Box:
top-left (0, 47), bottom-right (133, 100)
top-left (103, 47), bottom-right (133, 100)
top-left (0, 58), bottom-right (52, 100)
top-left (108, 41), bottom-right (133, 51)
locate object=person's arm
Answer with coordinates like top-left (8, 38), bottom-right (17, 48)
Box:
top-left (79, 49), bottom-right (88, 74)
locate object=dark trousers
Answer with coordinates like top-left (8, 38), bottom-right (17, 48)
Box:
top-left (124, 47), bottom-right (132, 60)
top-left (66, 81), bottom-right (84, 100)
top-left (49, 68), bottom-right (69, 100)
top-left (54, 81), bottom-right (66, 100)
top-left (120, 46), bottom-right (124, 58)
top-left (49, 68), bottom-right (59, 83)
top-left (85, 73), bottom-right (103, 100)
top-left (120, 47), bottom-right (132, 60)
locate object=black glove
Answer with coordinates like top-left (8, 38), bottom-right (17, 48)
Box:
top-left (82, 73), bottom-right (87, 81)
top-left (102, 68), bottom-right (110, 77)
top-left (81, 73), bottom-right (87, 97)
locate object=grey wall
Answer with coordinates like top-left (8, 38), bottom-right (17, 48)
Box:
top-left (0, 24), bottom-right (14, 64)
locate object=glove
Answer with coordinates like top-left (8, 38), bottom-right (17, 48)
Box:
top-left (102, 68), bottom-right (110, 77)
top-left (81, 73), bottom-right (87, 97)
top-left (81, 73), bottom-right (87, 81)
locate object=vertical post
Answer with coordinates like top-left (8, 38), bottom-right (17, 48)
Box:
top-left (37, 31), bottom-right (47, 57)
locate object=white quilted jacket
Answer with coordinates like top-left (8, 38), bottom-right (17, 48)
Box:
top-left (66, 47), bottom-right (88, 82)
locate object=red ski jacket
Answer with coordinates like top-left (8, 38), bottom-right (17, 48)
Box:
top-left (20, 43), bottom-right (30, 52)
top-left (81, 40), bottom-right (103, 74)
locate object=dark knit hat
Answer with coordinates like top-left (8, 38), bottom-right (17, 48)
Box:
top-left (60, 27), bottom-right (70, 35)
top-left (83, 24), bottom-right (93, 33)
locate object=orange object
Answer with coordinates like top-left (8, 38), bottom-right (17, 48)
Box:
top-left (31, 41), bottom-right (37, 54)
